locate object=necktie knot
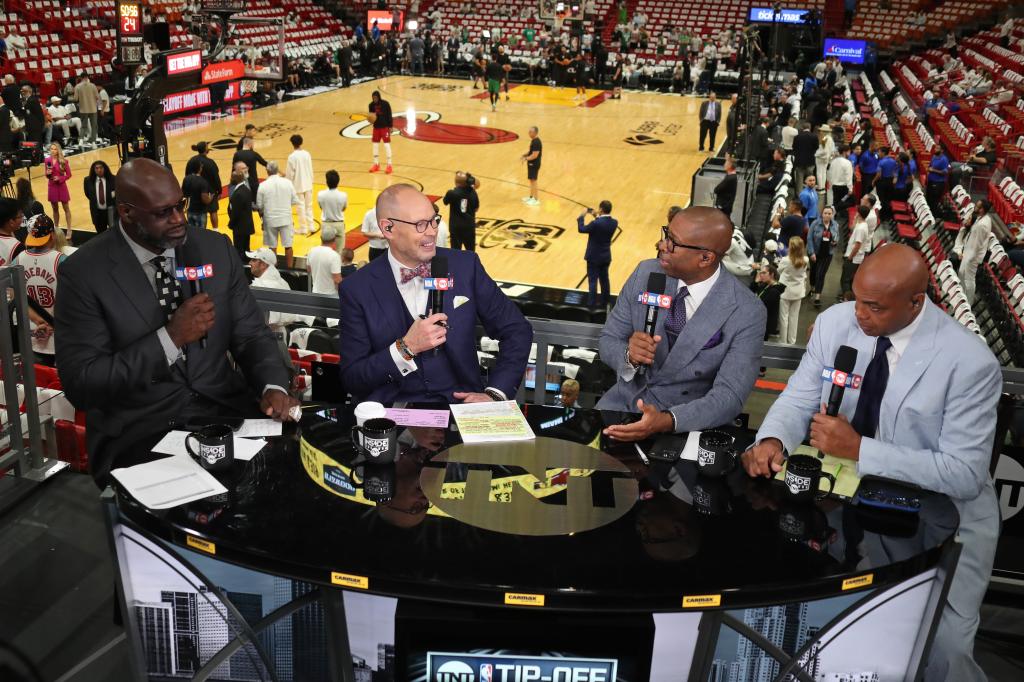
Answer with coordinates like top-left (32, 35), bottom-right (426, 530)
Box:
top-left (874, 336), bottom-right (892, 358)
top-left (399, 262), bottom-right (431, 284)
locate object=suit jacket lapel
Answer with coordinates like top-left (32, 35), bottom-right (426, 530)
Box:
top-left (879, 302), bottom-right (939, 439)
top-left (368, 255), bottom-right (414, 338)
top-left (661, 272), bottom-right (734, 371)
top-left (110, 228), bottom-right (165, 331)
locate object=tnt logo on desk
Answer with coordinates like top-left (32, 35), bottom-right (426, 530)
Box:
top-left (637, 291), bottom-right (672, 308)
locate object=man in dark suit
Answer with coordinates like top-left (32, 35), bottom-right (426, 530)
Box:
top-left (227, 169), bottom-right (255, 262)
top-left (577, 201), bottom-right (617, 307)
top-left (0, 102), bottom-right (17, 153)
top-left (791, 122), bottom-right (819, 190)
top-left (713, 159), bottom-right (738, 219)
top-left (232, 136), bottom-right (267, 198)
top-left (20, 84), bottom-right (44, 146)
top-left (338, 184), bottom-right (532, 404)
top-left (83, 160), bottom-right (116, 233)
top-left (698, 91), bottom-right (721, 152)
top-left (55, 158), bottom-right (297, 485)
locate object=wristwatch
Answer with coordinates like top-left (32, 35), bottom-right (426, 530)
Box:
top-left (483, 388), bottom-right (504, 401)
top-left (624, 347), bottom-right (640, 371)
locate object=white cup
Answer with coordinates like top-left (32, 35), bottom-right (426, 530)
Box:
top-left (354, 401), bottom-right (387, 426)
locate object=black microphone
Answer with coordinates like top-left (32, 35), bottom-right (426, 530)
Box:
top-left (175, 246), bottom-right (208, 350)
top-left (826, 345), bottom-right (858, 416)
top-left (637, 272), bottom-right (667, 377)
top-left (428, 255), bottom-right (447, 318)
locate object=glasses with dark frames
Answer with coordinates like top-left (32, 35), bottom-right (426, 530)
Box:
top-left (387, 214), bottom-right (442, 233)
top-left (659, 226), bottom-right (714, 254)
top-left (122, 199), bottom-right (187, 220)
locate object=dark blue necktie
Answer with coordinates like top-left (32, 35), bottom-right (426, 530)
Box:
top-left (664, 286), bottom-right (689, 349)
top-left (851, 336), bottom-right (892, 437)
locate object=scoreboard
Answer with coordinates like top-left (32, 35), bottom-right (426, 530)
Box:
top-left (117, 2), bottom-right (144, 65)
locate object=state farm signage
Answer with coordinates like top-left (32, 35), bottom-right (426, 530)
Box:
top-left (202, 59), bottom-right (245, 85)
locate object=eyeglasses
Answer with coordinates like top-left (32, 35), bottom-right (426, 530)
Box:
top-left (122, 199), bottom-right (187, 220)
top-left (659, 226), bottom-right (714, 255)
top-left (386, 214), bottom-right (442, 233)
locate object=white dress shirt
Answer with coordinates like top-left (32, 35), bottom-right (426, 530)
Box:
top-left (255, 175), bottom-right (300, 228)
top-left (361, 207), bottom-right (389, 250)
top-left (883, 302), bottom-right (926, 376)
top-left (827, 156), bottom-right (854, 188)
top-left (620, 266), bottom-right (721, 381)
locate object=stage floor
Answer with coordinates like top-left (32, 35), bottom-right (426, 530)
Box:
top-left (29, 76), bottom-right (727, 292)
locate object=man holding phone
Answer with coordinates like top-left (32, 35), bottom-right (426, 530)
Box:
top-left (577, 201), bottom-right (617, 307)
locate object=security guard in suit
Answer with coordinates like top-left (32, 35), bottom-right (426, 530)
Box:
top-left (743, 244), bottom-right (1001, 681)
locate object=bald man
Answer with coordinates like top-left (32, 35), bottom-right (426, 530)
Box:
top-left (743, 244), bottom-right (1000, 681)
top-left (338, 184), bottom-right (532, 404)
top-left (55, 158), bottom-right (298, 486)
top-left (598, 206), bottom-right (766, 441)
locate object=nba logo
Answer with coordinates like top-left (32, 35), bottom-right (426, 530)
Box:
top-left (479, 664), bottom-right (493, 682)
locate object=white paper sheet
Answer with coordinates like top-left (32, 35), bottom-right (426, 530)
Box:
top-left (681, 431), bottom-right (702, 462)
top-left (449, 400), bottom-right (535, 443)
top-left (235, 419), bottom-right (283, 438)
top-left (151, 430), bottom-right (268, 462)
top-left (111, 457), bottom-right (228, 510)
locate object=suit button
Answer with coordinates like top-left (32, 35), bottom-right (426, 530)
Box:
top-left (695, 371), bottom-right (702, 376)
top-left (151, 378), bottom-right (158, 384)
top-left (190, 391), bottom-right (199, 399)
top-left (682, 391), bottom-right (689, 396)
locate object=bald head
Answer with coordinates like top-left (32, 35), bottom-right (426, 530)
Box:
top-left (116, 158), bottom-right (179, 208)
top-left (375, 183), bottom-right (428, 220)
top-left (851, 244), bottom-right (929, 337)
top-left (670, 206), bottom-right (734, 257)
top-left (856, 244), bottom-right (929, 296)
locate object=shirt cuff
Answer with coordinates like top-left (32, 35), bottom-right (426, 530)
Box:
top-left (263, 385), bottom-right (288, 395)
top-left (389, 343), bottom-right (418, 376)
top-left (157, 327), bottom-right (182, 365)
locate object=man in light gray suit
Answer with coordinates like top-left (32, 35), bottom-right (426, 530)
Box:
top-left (743, 245), bottom-right (1000, 681)
top-left (598, 206), bottom-right (766, 442)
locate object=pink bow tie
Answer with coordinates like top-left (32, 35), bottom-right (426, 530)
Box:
top-left (400, 262), bottom-right (431, 284)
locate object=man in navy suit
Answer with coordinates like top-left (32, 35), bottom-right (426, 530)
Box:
top-left (698, 91), bottom-right (721, 152)
top-left (577, 200), bottom-right (617, 307)
top-left (338, 184), bottom-right (532, 404)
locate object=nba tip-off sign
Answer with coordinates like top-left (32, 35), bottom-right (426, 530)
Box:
top-left (419, 437), bottom-right (638, 536)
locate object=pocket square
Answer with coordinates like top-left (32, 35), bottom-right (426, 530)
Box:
top-left (454, 295), bottom-right (469, 309)
top-left (702, 330), bottom-right (724, 350)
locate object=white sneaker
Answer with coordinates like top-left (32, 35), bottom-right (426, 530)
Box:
top-left (527, 197), bottom-right (540, 206)
top-left (522, 196), bottom-right (532, 203)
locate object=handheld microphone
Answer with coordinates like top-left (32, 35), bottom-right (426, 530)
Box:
top-left (637, 272), bottom-right (668, 377)
top-left (175, 246), bottom-right (209, 350)
top-left (826, 345), bottom-right (858, 416)
top-left (428, 255), bottom-right (448, 319)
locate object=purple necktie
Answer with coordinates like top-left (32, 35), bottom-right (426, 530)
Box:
top-left (399, 262), bottom-right (430, 284)
top-left (664, 286), bottom-right (689, 348)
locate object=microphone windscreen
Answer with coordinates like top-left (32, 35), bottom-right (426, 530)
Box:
top-left (834, 345), bottom-right (858, 374)
top-left (646, 272), bottom-right (667, 295)
top-left (431, 255), bottom-right (449, 279)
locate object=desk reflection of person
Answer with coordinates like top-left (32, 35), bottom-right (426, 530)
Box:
top-left (597, 207), bottom-right (765, 442)
top-left (742, 245), bottom-right (1000, 682)
top-left (338, 184), bottom-right (532, 404)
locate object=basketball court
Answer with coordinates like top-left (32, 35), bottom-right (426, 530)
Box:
top-left (34, 76), bottom-right (728, 292)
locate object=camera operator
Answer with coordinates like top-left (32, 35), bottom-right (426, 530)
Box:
top-left (577, 201), bottom-right (617, 308)
top-left (442, 170), bottom-right (481, 251)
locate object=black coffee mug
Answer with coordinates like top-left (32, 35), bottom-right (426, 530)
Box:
top-left (185, 425), bottom-right (234, 472)
top-left (351, 417), bottom-right (399, 464)
top-left (783, 454), bottom-right (837, 502)
top-left (696, 430), bottom-right (736, 478)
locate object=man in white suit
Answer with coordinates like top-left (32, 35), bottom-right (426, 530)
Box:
top-left (743, 244), bottom-right (1000, 681)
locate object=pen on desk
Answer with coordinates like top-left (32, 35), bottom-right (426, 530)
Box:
top-left (633, 443), bottom-right (650, 465)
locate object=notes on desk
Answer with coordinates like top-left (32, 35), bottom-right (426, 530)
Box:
top-left (385, 408), bottom-right (450, 428)
top-left (773, 445), bottom-right (862, 499)
top-left (152, 431), bottom-right (268, 462)
top-left (235, 419), bottom-right (283, 438)
top-left (111, 457), bottom-right (228, 510)
top-left (450, 400), bottom-right (535, 443)
top-left (681, 431), bottom-right (701, 462)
